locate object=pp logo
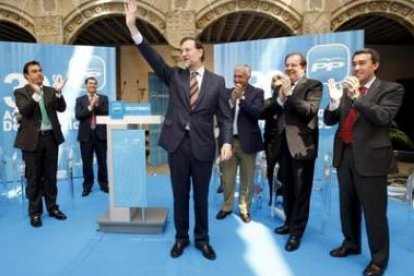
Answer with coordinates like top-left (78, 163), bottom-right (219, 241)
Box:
top-left (306, 44), bottom-right (350, 84)
top-left (69, 55), bottom-right (106, 90)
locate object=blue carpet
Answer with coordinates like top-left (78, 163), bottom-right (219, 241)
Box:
top-left (0, 174), bottom-right (413, 276)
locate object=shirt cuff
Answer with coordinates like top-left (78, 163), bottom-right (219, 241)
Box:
top-left (276, 97), bottom-right (285, 107)
top-left (131, 33), bottom-right (143, 45)
top-left (329, 100), bottom-right (340, 111)
top-left (32, 93), bottom-right (41, 102)
top-left (56, 91), bottom-right (62, 98)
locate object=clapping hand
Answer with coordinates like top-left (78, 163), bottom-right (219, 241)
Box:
top-left (53, 78), bottom-right (67, 92)
top-left (327, 78), bottom-right (343, 105)
top-left (30, 84), bottom-right (41, 95)
top-left (230, 83), bottom-right (244, 103)
top-left (342, 76), bottom-right (361, 99)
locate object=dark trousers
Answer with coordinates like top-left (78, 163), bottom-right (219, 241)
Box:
top-left (279, 133), bottom-right (315, 237)
top-left (80, 134), bottom-right (108, 191)
top-left (337, 146), bottom-right (389, 267)
top-left (168, 134), bottom-right (213, 244)
top-left (24, 134), bottom-right (59, 216)
top-left (264, 137), bottom-right (282, 203)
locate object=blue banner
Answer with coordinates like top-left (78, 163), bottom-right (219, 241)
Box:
top-left (0, 42), bottom-right (116, 182)
top-left (214, 30), bottom-right (364, 187)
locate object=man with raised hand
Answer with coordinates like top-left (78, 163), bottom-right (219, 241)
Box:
top-left (125, 0), bottom-right (233, 261)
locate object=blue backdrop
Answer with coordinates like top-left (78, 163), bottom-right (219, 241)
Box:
top-left (0, 42), bottom-right (116, 182)
top-left (214, 30), bottom-right (364, 187)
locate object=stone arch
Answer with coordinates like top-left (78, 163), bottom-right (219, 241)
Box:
top-left (196, 0), bottom-right (302, 36)
top-left (63, 0), bottom-right (166, 44)
top-left (0, 3), bottom-right (35, 39)
top-left (331, 0), bottom-right (414, 35)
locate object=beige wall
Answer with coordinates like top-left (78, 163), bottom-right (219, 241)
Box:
top-left (120, 43), bottom-right (214, 102)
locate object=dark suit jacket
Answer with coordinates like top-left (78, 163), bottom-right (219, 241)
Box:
top-left (137, 40), bottom-right (232, 162)
top-left (268, 78), bottom-right (322, 160)
top-left (228, 84), bottom-right (264, 154)
top-left (75, 94), bottom-right (108, 142)
top-left (14, 84), bottom-right (66, 151)
top-left (324, 78), bottom-right (404, 176)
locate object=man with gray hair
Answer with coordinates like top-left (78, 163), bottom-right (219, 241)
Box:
top-left (216, 64), bottom-right (264, 223)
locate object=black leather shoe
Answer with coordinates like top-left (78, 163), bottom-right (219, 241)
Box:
top-left (170, 240), bottom-right (189, 258)
top-left (101, 186), bottom-right (109, 193)
top-left (240, 213), bottom-right (251, 223)
top-left (30, 215), bottom-right (42, 228)
top-left (82, 189), bottom-right (91, 197)
top-left (285, 235), bottom-right (300, 252)
top-left (329, 246), bottom-right (361, 257)
top-left (274, 225), bottom-right (290, 235)
top-left (216, 210), bottom-right (232, 220)
top-left (195, 243), bottom-right (216, 260)
top-left (363, 263), bottom-right (384, 276)
top-left (48, 209), bottom-right (67, 220)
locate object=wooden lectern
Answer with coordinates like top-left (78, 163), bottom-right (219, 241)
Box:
top-left (96, 115), bottom-right (167, 233)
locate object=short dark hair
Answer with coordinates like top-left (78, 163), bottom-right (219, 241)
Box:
top-left (85, 76), bottom-right (98, 85)
top-left (180, 36), bottom-right (205, 62)
top-left (285, 52), bottom-right (307, 67)
top-left (352, 48), bottom-right (380, 64)
top-left (23, 60), bottom-right (41, 74)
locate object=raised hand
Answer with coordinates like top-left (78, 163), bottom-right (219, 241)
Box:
top-left (327, 78), bottom-right (343, 103)
top-left (124, 0), bottom-right (138, 33)
top-left (53, 78), bottom-right (67, 92)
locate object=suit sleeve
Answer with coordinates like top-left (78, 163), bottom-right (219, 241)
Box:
top-left (50, 87), bottom-right (66, 112)
top-left (14, 88), bottom-right (37, 117)
top-left (216, 78), bottom-right (233, 145)
top-left (75, 97), bottom-right (90, 121)
top-left (137, 39), bottom-right (173, 86)
top-left (285, 80), bottom-right (322, 121)
top-left (95, 95), bottom-right (109, 115)
top-left (354, 83), bottom-right (404, 127)
top-left (323, 105), bottom-right (340, 126)
top-left (239, 88), bottom-right (264, 120)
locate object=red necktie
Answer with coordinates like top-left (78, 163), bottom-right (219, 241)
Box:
top-left (89, 96), bottom-right (96, 129)
top-left (339, 86), bottom-right (367, 144)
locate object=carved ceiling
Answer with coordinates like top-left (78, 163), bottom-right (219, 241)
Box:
top-left (0, 12), bottom-right (412, 45)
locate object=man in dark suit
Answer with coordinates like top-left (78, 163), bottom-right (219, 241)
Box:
top-left (75, 77), bottom-right (109, 197)
top-left (14, 60), bottom-right (67, 228)
top-left (216, 64), bottom-right (264, 223)
top-left (125, 0), bottom-right (232, 260)
top-left (271, 53), bottom-right (322, 252)
top-left (324, 48), bottom-right (404, 276)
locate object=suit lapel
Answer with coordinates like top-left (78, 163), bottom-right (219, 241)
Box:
top-left (291, 77), bottom-right (306, 96)
top-left (197, 70), bottom-right (210, 107)
top-left (182, 70), bottom-right (191, 109)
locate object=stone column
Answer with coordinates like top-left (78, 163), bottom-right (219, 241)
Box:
top-left (34, 15), bottom-right (64, 44)
top-left (165, 10), bottom-right (197, 66)
top-left (301, 0), bottom-right (331, 34)
top-left (302, 12), bottom-right (331, 35)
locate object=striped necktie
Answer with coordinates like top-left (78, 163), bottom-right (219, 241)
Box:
top-left (189, 72), bottom-right (199, 111)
